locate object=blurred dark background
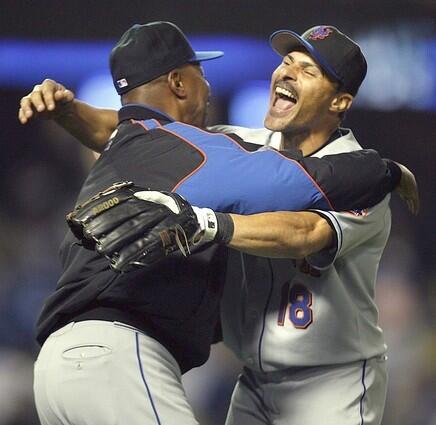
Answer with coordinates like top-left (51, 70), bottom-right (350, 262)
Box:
top-left (0, 1), bottom-right (435, 424)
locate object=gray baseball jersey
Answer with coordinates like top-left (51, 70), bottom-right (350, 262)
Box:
top-left (212, 125), bottom-right (390, 371)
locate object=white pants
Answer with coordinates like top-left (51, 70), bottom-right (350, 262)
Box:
top-left (225, 357), bottom-right (388, 425)
top-left (34, 320), bottom-right (199, 425)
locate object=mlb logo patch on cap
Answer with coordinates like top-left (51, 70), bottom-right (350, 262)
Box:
top-left (117, 78), bottom-right (128, 89)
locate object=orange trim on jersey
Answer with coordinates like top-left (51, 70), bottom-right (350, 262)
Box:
top-left (154, 126), bottom-right (207, 192)
top-left (134, 119), bottom-right (148, 130)
top-left (150, 119), bottom-right (162, 128)
top-left (175, 123), bottom-right (334, 210)
top-left (128, 121), bottom-right (206, 192)
top-left (131, 119), bottom-right (149, 131)
top-left (130, 119), bottom-right (164, 131)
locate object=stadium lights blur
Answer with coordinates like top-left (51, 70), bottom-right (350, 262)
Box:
top-left (355, 25), bottom-right (436, 111)
top-left (1, 27), bottom-right (435, 112)
top-left (77, 74), bottom-right (120, 109)
top-left (228, 81), bottom-right (270, 128)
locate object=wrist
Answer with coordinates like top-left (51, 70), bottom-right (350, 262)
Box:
top-left (215, 213), bottom-right (234, 244)
top-left (192, 207), bottom-right (234, 244)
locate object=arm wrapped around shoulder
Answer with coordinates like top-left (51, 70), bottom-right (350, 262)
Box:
top-left (66, 182), bottom-right (233, 272)
top-left (301, 149), bottom-right (402, 211)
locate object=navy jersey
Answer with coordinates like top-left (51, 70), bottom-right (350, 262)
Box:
top-left (36, 105), bottom-right (400, 373)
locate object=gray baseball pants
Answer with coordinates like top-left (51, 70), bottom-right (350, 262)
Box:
top-left (34, 320), bottom-right (199, 425)
top-left (225, 356), bottom-right (388, 425)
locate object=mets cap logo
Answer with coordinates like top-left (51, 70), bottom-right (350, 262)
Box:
top-left (308, 26), bottom-right (333, 40)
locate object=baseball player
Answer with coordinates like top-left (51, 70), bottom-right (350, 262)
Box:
top-left (218, 26), bottom-right (397, 425)
top-left (20, 24), bottom-right (418, 425)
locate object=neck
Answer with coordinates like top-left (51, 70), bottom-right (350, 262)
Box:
top-left (122, 87), bottom-right (181, 122)
top-left (281, 125), bottom-right (338, 156)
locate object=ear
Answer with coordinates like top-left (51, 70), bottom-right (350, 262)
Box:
top-left (329, 92), bottom-right (353, 114)
top-left (167, 70), bottom-right (186, 98)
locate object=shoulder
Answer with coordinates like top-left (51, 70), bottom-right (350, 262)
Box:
top-left (308, 195), bottom-right (391, 268)
top-left (332, 194), bottom-right (391, 221)
top-left (313, 128), bottom-right (363, 157)
top-left (207, 125), bottom-right (280, 147)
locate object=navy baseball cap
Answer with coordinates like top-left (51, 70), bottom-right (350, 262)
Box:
top-left (270, 25), bottom-right (367, 96)
top-left (110, 21), bottom-right (224, 95)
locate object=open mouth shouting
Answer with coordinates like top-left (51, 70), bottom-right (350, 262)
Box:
top-left (269, 82), bottom-right (299, 117)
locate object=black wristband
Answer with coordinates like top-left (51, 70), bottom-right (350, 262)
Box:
top-left (385, 159), bottom-right (402, 190)
top-left (215, 213), bottom-right (234, 244)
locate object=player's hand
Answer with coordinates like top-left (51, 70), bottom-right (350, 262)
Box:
top-left (18, 79), bottom-right (75, 124)
top-left (395, 162), bottom-right (419, 215)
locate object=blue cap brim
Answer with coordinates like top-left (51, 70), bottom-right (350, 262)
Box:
top-left (269, 30), bottom-right (341, 83)
top-left (191, 51), bottom-right (224, 62)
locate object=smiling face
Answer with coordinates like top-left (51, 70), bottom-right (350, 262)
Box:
top-left (264, 50), bottom-right (342, 135)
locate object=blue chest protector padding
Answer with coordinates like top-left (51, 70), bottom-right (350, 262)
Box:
top-left (143, 120), bottom-right (331, 214)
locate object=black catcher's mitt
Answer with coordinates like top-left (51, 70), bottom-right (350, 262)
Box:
top-left (66, 182), bottom-right (200, 272)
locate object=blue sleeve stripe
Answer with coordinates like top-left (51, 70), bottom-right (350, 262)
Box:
top-left (322, 211), bottom-right (343, 256)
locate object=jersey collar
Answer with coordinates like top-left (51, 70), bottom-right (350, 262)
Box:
top-left (118, 104), bottom-right (175, 124)
top-left (304, 128), bottom-right (347, 157)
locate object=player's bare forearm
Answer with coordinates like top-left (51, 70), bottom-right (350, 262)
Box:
top-left (228, 211), bottom-right (333, 258)
top-left (19, 78), bottom-right (117, 153)
top-left (55, 100), bottom-right (117, 153)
